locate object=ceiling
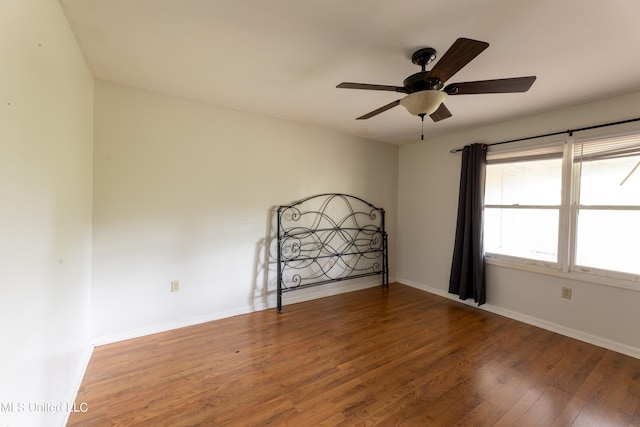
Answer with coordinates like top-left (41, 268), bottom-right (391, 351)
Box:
top-left (59, 0), bottom-right (640, 145)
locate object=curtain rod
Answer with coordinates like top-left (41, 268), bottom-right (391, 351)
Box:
top-left (449, 117), bottom-right (640, 154)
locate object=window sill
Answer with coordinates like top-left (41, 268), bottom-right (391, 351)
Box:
top-left (484, 255), bottom-right (640, 292)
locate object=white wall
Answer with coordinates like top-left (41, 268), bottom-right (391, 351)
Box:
top-left (0, 1), bottom-right (94, 426)
top-left (397, 91), bottom-right (640, 357)
top-left (92, 81), bottom-right (398, 341)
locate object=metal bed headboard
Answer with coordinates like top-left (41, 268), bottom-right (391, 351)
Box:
top-left (276, 193), bottom-right (388, 312)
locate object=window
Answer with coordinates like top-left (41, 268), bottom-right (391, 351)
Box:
top-left (484, 142), bottom-right (564, 265)
top-left (484, 133), bottom-right (640, 282)
top-left (573, 134), bottom-right (640, 277)
top-left (485, 159), bottom-right (562, 263)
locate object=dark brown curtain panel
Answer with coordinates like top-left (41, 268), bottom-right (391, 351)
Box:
top-left (449, 143), bottom-right (487, 305)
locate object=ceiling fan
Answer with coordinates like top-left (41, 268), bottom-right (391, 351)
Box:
top-left (337, 38), bottom-right (536, 128)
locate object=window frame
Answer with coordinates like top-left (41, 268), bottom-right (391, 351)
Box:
top-left (483, 140), bottom-right (565, 269)
top-left (483, 135), bottom-right (640, 288)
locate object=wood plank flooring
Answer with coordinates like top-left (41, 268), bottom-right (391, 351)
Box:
top-left (68, 283), bottom-right (640, 426)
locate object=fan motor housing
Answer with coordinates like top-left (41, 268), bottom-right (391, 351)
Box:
top-left (403, 72), bottom-right (442, 93)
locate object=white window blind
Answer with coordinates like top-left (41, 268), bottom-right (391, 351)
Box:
top-left (487, 141), bottom-right (564, 164)
top-left (574, 133), bottom-right (640, 162)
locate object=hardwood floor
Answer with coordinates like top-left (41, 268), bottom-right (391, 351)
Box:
top-left (68, 283), bottom-right (640, 426)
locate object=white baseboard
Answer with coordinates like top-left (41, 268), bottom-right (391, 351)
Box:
top-left (398, 278), bottom-right (640, 360)
top-left (91, 278), bottom-right (389, 347)
top-left (56, 341), bottom-right (95, 427)
top-left (91, 305), bottom-right (261, 347)
top-left (281, 278), bottom-right (386, 306)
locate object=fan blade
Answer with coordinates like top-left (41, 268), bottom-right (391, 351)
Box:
top-left (445, 76), bottom-right (536, 95)
top-left (430, 103), bottom-right (452, 122)
top-left (444, 76), bottom-right (536, 95)
top-left (356, 100), bottom-right (401, 120)
top-left (337, 82), bottom-right (407, 93)
top-left (426, 38), bottom-right (489, 84)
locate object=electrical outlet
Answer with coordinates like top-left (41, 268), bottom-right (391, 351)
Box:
top-left (171, 280), bottom-right (180, 292)
top-left (561, 287), bottom-right (572, 299)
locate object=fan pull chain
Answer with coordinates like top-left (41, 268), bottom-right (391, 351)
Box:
top-left (419, 113), bottom-right (426, 140)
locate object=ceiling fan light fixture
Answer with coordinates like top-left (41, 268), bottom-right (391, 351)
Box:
top-left (400, 90), bottom-right (448, 116)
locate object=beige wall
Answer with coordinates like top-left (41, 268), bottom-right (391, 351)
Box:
top-left (397, 90), bottom-right (640, 357)
top-left (91, 80), bottom-right (398, 340)
top-left (0, 0), bottom-right (94, 425)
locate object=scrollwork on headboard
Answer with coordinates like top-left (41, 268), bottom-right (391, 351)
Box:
top-left (276, 193), bottom-right (388, 312)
